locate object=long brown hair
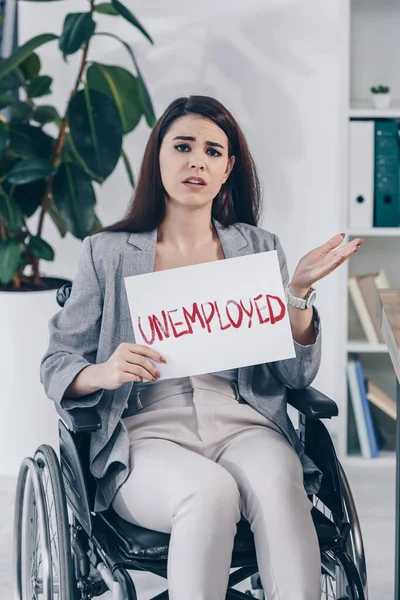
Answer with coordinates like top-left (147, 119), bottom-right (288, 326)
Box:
top-left (103, 96), bottom-right (262, 233)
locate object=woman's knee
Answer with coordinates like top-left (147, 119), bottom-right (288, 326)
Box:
top-left (177, 464), bottom-right (241, 521)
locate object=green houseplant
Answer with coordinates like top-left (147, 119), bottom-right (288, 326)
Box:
top-left (0, 0), bottom-right (156, 290)
top-left (370, 84), bottom-right (391, 109)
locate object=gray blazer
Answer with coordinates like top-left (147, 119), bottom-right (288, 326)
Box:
top-left (40, 219), bottom-right (323, 512)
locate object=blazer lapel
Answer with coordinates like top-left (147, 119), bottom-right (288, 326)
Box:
top-left (212, 219), bottom-right (250, 259)
top-left (125, 228), bottom-right (158, 277)
top-left (124, 218), bottom-right (251, 273)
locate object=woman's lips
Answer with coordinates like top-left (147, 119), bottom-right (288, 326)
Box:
top-left (183, 181), bottom-right (206, 188)
top-left (182, 177), bottom-right (206, 186)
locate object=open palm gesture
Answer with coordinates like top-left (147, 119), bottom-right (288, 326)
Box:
top-left (291, 233), bottom-right (363, 294)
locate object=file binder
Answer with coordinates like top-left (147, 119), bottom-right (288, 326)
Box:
top-left (349, 121), bottom-right (374, 228)
top-left (347, 360), bottom-right (372, 458)
top-left (374, 120), bottom-right (400, 227)
top-left (355, 361), bottom-right (379, 457)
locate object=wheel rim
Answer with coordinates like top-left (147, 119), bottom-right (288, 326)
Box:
top-left (23, 462), bottom-right (61, 599)
top-left (14, 458), bottom-right (53, 600)
top-left (37, 457), bottom-right (61, 597)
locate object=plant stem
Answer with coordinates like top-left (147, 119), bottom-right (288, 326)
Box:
top-left (12, 271), bottom-right (21, 289)
top-left (33, 0), bottom-right (96, 284)
top-left (0, 217), bottom-right (7, 241)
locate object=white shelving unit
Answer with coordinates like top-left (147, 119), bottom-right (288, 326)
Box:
top-left (347, 228), bottom-right (400, 238)
top-left (346, 342), bottom-right (388, 354)
top-left (349, 103), bottom-right (400, 119)
top-left (340, 0), bottom-right (400, 460)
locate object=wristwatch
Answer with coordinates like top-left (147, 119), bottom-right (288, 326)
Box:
top-left (285, 285), bottom-right (316, 309)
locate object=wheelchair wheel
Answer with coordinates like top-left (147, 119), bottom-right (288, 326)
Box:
top-left (14, 444), bottom-right (74, 599)
top-left (320, 548), bottom-right (364, 599)
top-left (314, 492), bottom-right (365, 598)
top-left (338, 461), bottom-right (368, 598)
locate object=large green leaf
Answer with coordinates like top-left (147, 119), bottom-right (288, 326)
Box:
top-left (59, 13), bottom-right (96, 56)
top-left (9, 101), bottom-right (33, 122)
top-left (1, 66), bottom-right (26, 90)
top-left (0, 61), bottom-right (25, 93)
top-left (0, 240), bottom-right (22, 285)
top-left (7, 157), bottom-right (54, 185)
top-left (0, 93), bottom-right (18, 108)
top-left (29, 236), bottom-right (54, 261)
top-left (121, 148), bottom-right (134, 187)
top-left (32, 105), bottom-right (61, 125)
top-left (0, 34), bottom-right (58, 81)
top-left (26, 75), bottom-right (52, 98)
top-left (91, 214), bottom-right (103, 234)
top-left (87, 63), bottom-right (142, 134)
top-left (52, 162), bottom-right (96, 239)
top-left (0, 193), bottom-right (23, 233)
top-left (47, 195), bottom-right (68, 237)
top-left (68, 88), bottom-right (123, 180)
top-left (12, 178), bottom-right (46, 218)
top-left (94, 32), bottom-right (156, 127)
top-left (0, 121), bottom-right (9, 159)
top-left (95, 3), bottom-right (118, 15)
top-left (111, 0), bottom-right (153, 44)
top-left (62, 133), bottom-right (103, 184)
top-left (20, 52), bottom-right (41, 81)
top-left (8, 123), bottom-right (55, 159)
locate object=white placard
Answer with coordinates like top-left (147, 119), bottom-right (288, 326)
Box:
top-left (124, 251), bottom-right (296, 379)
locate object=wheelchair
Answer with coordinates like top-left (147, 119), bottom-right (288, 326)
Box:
top-left (13, 282), bottom-right (368, 600)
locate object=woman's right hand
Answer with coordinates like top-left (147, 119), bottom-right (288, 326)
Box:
top-left (98, 343), bottom-right (166, 390)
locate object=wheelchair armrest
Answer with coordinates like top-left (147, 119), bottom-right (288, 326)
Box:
top-left (286, 386), bottom-right (338, 419)
top-left (55, 402), bottom-right (102, 433)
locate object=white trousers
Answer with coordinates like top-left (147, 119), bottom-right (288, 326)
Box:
top-left (112, 375), bottom-right (321, 600)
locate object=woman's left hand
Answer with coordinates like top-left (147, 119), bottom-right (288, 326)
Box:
top-left (289, 233), bottom-right (363, 296)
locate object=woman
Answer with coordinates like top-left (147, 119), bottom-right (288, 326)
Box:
top-left (41, 95), bottom-right (362, 600)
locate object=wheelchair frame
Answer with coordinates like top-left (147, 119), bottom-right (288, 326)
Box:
top-left (13, 384), bottom-right (368, 600)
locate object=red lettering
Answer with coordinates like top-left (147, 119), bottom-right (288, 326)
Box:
top-left (266, 294), bottom-right (286, 324)
top-left (138, 291), bottom-right (286, 343)
top-left (253, 294), bottom-right (270, 324)
top-left (183, 302), bottom-right (204, 331)
top-left (214, 301), bottom-right (232, 330)
top-left (200, 302), bottom-right (216, 333)
top-left (226, 300), bottom-right (243, 328)
top-left (138, 316), bottom-right (156, 345)
top-left (240, 298), bottom-right (254, 328)
top-left (167, 309), bottom-right (192, 338)
top-left (153, 310), bottom-right (170, 341)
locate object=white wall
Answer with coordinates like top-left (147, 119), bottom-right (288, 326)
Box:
top-left (20, 0), bottom-right (349, 444)
top-left (351, 0), bottom-right (400, 103)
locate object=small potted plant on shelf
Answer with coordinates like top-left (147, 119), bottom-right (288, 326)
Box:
top-left (370, 85), bottom-right (391, 109)
top-left (0, 0), bottom-right (156, 474)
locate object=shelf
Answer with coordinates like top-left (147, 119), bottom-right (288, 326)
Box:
top-left (346, 228), bottom-right (400, 237)
top-left (349, 102), bottom-right (400, 119)
top-left (342, 452), bottom-right (396, 467)
top-left (347, 341), bottom-right (388, 353)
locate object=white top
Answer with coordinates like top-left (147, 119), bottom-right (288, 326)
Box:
top-left (132, 368), bottom-right (238, 394)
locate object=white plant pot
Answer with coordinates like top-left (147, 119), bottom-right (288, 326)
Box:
top-left (0, 283), bottom-right (67, 475)
top-left (371, 93), bottom-right (391, 109)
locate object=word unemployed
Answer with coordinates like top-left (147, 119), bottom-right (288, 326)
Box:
top-left (137, 292), bottom-right (286, 345)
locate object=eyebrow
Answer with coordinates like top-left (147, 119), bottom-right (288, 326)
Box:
top-left (172, 135), bottom-right (225, 150)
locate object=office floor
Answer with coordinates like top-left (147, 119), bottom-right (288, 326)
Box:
top-left (0, 456), bottom-right (395, 599)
